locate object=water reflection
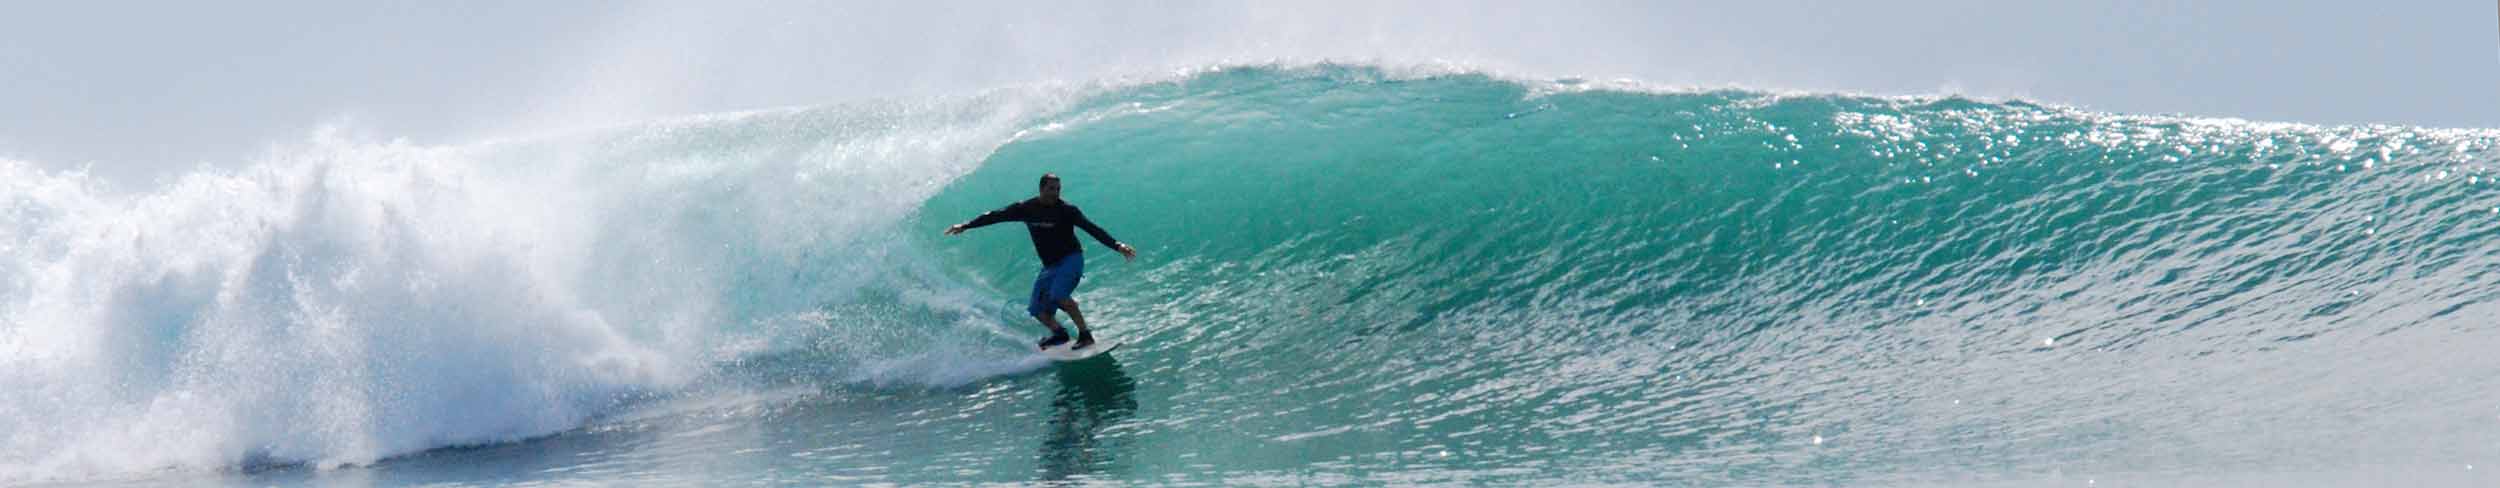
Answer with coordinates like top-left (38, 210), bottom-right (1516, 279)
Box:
top-left (1038, 355), bottom-right (1138, 482)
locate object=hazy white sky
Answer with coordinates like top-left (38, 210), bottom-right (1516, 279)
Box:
top-left (4, 0), bottom-right (2494, 182)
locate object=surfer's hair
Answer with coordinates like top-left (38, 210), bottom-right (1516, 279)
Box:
top-left (1040, 173), bottom-right (1060, 188)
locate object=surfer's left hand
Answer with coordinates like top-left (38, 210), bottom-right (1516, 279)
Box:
top-left (1116, 243), bottom-right (1137, 262)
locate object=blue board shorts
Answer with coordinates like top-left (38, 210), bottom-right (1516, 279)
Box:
top-left (1028, 253), bottom-right (1084, 316)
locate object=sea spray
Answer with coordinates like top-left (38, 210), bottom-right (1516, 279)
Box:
top-left (0, 90), bottom-right (1073, 481)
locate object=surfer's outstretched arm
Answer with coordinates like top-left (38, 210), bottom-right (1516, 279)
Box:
top-left (945, 202), bottom-right (1029, 235)
top-left (1071, 207), bottom-right (1138, 261)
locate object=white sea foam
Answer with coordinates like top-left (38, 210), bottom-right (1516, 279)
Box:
top-left (0, 88), bottom-right (1074, 482)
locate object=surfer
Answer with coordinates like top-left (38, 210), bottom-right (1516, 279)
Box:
top-left (945, 173), bottom-right (1136, 350)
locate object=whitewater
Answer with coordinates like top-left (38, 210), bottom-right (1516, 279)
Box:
top-left (4, 64), bottom-right (2498, 486)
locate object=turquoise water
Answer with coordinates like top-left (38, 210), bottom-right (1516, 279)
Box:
top-left (6, 65), bottom-right (2499, 486)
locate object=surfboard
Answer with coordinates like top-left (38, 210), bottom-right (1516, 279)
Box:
top-left (1040, 340), bottom-right (1123, 362)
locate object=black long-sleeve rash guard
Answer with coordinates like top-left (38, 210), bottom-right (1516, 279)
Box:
top-left (960, 198), bottom-right (1122, 266)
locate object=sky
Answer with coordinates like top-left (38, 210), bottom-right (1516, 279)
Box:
top-left (3, 0), bottom-right (2495, 183)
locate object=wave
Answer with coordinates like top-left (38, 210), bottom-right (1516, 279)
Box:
top-left (931, 65), bottom-right (2500, 482)
top-left (4, 63), bottom-right (2497, 483)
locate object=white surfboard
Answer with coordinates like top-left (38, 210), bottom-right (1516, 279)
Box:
top-left (1039, 340), bottom-right (1124, 362)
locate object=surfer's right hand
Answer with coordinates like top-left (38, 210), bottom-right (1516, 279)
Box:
top-left (944, 224), bottom-right (966, 236)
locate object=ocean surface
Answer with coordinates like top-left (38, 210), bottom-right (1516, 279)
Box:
top-left (5, 64), bottom-right (2499, 486)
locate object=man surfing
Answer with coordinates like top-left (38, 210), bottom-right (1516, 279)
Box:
top-left (944, 173), bottom-right (1136, 350)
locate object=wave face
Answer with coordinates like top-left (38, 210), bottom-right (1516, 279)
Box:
top-left (7, 65), bottom-right (2500, 485)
